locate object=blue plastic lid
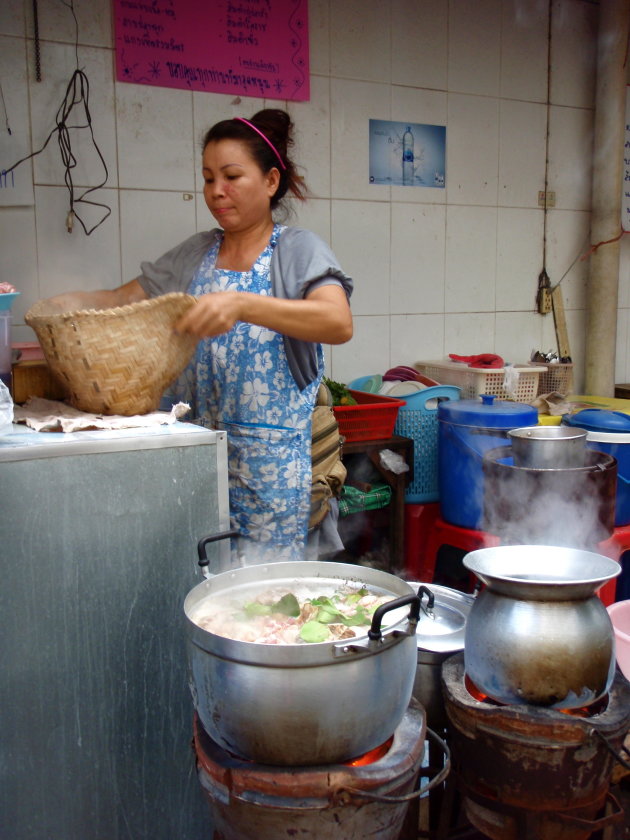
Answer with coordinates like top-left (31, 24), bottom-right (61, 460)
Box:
top-left (564, 408), bottom-right (630, 433)
top-left (0, 292), bottom-right (19, 312)
top-left (438, 393), bottom-right (538, 428)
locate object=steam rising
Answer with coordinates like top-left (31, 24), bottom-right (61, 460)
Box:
top-left (482, 447), bottom-right (617, 550)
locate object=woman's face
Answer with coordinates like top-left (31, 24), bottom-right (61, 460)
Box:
top-left (202, 139), bottom-right (280, 232)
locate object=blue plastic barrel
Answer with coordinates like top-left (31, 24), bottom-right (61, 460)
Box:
top-left (564, 409), bottom-right (630, 526)
top-left (438, 395), bottom-right (538, 529)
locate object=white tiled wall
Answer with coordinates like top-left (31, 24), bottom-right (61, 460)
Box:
top-left (1, 0), bottom-right (621, 393)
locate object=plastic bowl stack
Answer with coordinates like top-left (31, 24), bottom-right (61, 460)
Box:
top-left (607, 600), bottom-right (630, 680)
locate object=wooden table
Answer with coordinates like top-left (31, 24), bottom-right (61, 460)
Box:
top-left (341, 434), bottom-right (414, 571)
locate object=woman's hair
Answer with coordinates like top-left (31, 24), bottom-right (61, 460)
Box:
top-left (202, 109), bottom-right (307, 210)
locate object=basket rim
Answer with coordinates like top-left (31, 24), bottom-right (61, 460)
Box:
top-left (25, 291), bottom-right (196, 325)
top-left (415, 360), bottom-right (547, 374)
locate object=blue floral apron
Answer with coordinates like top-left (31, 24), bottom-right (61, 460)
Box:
top-left (177, 224), bottom-right (323, 563)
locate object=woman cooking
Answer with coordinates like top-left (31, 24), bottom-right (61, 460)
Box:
top-left (48, 109), bottom-right (353, 563)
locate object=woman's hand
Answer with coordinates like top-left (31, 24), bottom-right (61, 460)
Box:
top-left (175, 285), bottom-right (352, 345)
top-left (175, 292), bottom-right (244, 338)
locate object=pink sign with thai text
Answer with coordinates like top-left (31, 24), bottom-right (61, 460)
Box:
top-left (113, 0), bottom-right (309, 102)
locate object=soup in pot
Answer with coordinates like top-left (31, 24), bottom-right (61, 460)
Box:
top-left (190, 582), bottom-right (394, 645)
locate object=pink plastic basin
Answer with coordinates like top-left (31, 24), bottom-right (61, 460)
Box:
top-left (607, 600), bottom-right (630, 680)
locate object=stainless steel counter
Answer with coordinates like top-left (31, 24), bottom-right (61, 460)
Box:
top-left (0, 421), bottom-right (229, 839)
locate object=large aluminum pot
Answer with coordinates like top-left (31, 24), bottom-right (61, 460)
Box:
top-left (463, 545), bottom-right (620, 709)
top-left (184, 535), bottom-right (422, 766)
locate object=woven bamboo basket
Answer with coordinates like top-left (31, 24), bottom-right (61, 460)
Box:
top-left (25, 293), bottom-right (198, 415)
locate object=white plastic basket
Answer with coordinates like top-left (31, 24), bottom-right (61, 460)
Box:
top-left (414, 360), bottom-right (545, 402)
top-left (530, 362), bottom-right (574, 396)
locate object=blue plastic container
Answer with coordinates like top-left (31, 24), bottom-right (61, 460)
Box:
top-left (438, 394), bottom-right (538, 529)
top-left (393, 385), bottom-right (461, 503)
top-left (564, 409), bottom-right (630, 526)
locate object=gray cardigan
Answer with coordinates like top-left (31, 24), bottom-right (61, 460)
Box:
top-left (138, 227), bottom-right (353, 390)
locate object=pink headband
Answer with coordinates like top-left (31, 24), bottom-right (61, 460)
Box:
top-left (234, 117), bottom-right (286, 170)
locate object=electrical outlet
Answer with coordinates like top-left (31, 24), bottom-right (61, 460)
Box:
top-left (538, 191), bottom-right (556, 208)
top-left (537, 287), bottom-right (552, 314)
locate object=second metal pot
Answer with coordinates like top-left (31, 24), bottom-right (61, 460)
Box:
top-left (462, 545), bottom-right (620, 708)
top-left (508, 425), bottom-right (587, 469)
top-left (405, 582), bottom-right (474, 730)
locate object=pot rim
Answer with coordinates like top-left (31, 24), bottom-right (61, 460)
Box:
top-left (463, 545), bottom-right (620, 600)
top-left (483, 445), bottom-right (616, 472)
top-left (184, 560), bottom-right (418, 666)
top-left (508, 425), bottom-right (587, 441)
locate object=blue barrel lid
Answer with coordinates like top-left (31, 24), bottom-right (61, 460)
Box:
top-left (564, 408), bottom-right (630, 433)
top-left (437, 393), bottom-right (538, 428)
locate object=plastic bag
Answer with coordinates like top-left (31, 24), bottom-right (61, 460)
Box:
top-left (502, 364), bottom-right (520, 400)
top-left (0, 379), bottom-right (14, 435)
top-left (379, 449), bottom-right (409, 474)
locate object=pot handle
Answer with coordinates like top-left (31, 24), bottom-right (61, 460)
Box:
top-left (416, 584), bottom-right (435, 616)
top-left (551, 791), bottom-right (624, 831)
top-left (332, 726), bottom-right (451, 805)
top-left (368, 593), bottom-right (421, 640)
top-left (590, 727), bottom-right (630, 771)
top-left (197, 530), bottom-right (239, 578)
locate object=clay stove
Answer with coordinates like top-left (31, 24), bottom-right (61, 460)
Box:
top-left (192, 699), bottom-right (431, 840)
top-left (441, 652), bottom-right (630, 840)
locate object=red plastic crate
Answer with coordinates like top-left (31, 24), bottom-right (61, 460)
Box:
top-left (333, 390), bottom-right (405, 442)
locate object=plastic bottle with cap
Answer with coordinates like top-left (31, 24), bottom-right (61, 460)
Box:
top-left (0, 311), bottom-right (11, 390)
top-left (402, 126), bottom-right (414, 185)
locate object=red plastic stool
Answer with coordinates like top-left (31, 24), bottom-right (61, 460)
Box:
top-left (595, 524), bottom-right (630, 605)
top-left (420, 516), bottom-right (501, 589)
top-left (404, 503), bottom-right (440, 579)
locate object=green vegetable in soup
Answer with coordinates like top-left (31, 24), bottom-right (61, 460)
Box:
top-left (310, 595), bottom-right (336, 607)
top-left (340, 606), bottom-right (371, 626)
top-left (344, 587), bottom-right (369, 604)
top-left (244, 592), bottom-right (300, 620)
top-left (299, 620), bottom-right (331, 643)
top-left (273, 593), bottom-right (301, 616)
top-left (244, 602), bottom-right (273, 618)
top-left (316, 604), bottom-right (342, 623)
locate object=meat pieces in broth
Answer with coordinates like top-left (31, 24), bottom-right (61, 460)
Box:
top-left (193, 585), bottom-right (394, 645)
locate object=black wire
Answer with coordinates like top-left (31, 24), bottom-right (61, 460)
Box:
top-left (3, 68), bottom-right (111, 235)
top-left (59, 0), bottom-right (80, 71)
top-left (4, 0), bottom-right (110, 235)
top-left (0, 81), bottom-right (11, 135)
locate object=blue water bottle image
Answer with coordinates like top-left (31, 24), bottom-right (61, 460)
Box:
top-left (402, 126), bottom-right (414, 185)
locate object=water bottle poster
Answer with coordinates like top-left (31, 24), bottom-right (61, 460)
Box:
top-left (369, 120), bottom-right (446, 188)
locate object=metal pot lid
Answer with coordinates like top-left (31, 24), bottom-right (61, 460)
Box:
top-left (406, 582), bottom-right (473, 653)
top-left (438, 394), bottom-right (538, 429)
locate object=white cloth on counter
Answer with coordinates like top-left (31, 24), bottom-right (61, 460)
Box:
top-left (13, 397), bottom-right (190, 433)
